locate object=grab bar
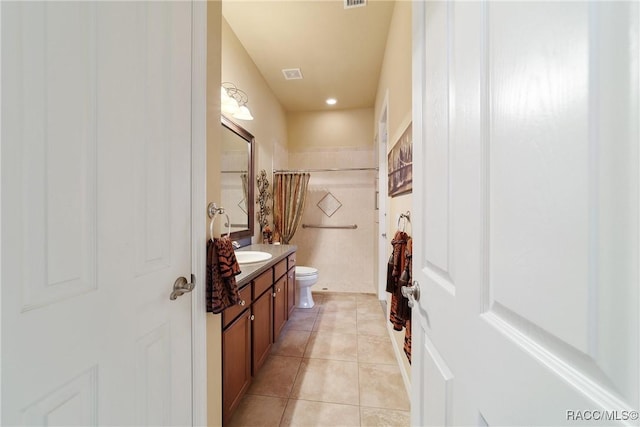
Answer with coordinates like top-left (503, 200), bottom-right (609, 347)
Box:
top-left (302, 224), bottom-right (357, 230)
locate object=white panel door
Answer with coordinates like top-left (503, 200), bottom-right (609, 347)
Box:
top-left (2, 2), bottom-right (194, 425)
top-left (411, 1), bottom-right (639, 425)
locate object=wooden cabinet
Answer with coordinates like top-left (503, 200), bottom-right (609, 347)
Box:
top-left (273, 275), bottom-right (287, 341)
top-left (254, 269), bottom-right (272, 299)
top-left (251, 288), bottom-right (272, 374)
top-left (222, 284), bottom-right (251, 328)
top-left (274, 258), bottom-right (287, 283)
top-left (288, 252), bottom-right (296, 269)
top-left (222, 310), bottom-right (251, 425)
top-left (286, 253), bottom-right (297, 317)
top-left (221, 250), bottom-right (296, 425)
top-left (286, 267), bottom-right (296, 317)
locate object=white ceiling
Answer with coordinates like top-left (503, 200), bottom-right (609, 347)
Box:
top-left (222, 0), bottom-right (395, 113)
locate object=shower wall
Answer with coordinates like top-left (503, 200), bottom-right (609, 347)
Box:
top-left (289, 147), bottom-right (376, 294)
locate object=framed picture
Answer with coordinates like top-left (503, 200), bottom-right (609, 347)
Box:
top-left (388, 122), bottom-right (413, 197)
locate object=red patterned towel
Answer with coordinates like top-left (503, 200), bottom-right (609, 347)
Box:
top-left (216, 236), bottom-right (241, 278)
top-left (206, 237), bottom-right (242, 313)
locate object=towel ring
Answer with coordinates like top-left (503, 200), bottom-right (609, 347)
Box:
top-left (208, 202), bottom-right (231, 240)
top-left (398, 211), bottom-right (411, 232)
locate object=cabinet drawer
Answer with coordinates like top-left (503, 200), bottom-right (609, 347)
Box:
top-left (222, 284), bottom-right (251, 329)
top-left (288, 253), bottom-right (296, 270)
top-left (253, 268), bottom-right (273, 299)
top-left (274, 259), bottom-right (287, 282)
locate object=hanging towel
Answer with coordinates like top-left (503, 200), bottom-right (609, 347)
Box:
top-left (386, 231), bottom-right (408, 294)
top-left (388, 231), bottom-right (411, 330)
top-left (216, 236), bottom-right (241, 278)
top-left (396, 238), bottom-right (412, 323)
top-left (385, 253), bottom-right (395, 294)
top-left (402, 239), bottom-right (413, 363)
top-left (404, 318), bottom-right (412, 364)
top-left (206, 236), bottom-right (242, 313)
top-left (391, 231), bottom-right (409, 281)
top-left (388, 236), bottom-right (413, 363)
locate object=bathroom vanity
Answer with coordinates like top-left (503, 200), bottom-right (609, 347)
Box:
top-left (221, 244), bottom-right (297, 424)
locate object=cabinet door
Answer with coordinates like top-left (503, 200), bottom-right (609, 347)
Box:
top-left (273, 277), bottom-right (287, 341)
top-left (286, 267), bottom-right (296, 318)
top-left (252, 290), bottom-right (273, 374)
top-left (222, 310), bottom-right (252, 424)
top-left (288, 252), bottom-right (297, 270)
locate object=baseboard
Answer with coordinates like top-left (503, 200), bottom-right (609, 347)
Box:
top-left (383, 300), bottom-right (412, 398)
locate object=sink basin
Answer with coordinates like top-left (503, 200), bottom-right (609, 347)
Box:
top-left (235, 251), bottom-right (272, 265)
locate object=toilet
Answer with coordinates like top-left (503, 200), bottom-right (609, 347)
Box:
top-left (295, 266), bottom-right (319, 308)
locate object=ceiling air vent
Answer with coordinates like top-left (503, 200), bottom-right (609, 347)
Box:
top-left (282, 68), bottom-right (303, 80)
top-left (344, 0), bottom-right (366, 9)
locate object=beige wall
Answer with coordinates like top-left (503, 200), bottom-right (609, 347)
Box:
top-left (375, 2), bottom-right (412, 139)
top-left (222, 18), bottom-right (289, 241)
top-left (288, 108), bottom-right (374, 151)
top-left (206, 2), bottom-right (223, 426)
top-left (373, 0), bottom-right (413, 384)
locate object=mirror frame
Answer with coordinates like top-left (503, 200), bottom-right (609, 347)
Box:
top-left (221, 115), bottom-right (255, 242)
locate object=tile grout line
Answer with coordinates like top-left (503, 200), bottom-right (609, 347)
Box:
top-left (277, 304), bottom-right (318, 427)
top-left (355, 295), bottom-right (363, 426)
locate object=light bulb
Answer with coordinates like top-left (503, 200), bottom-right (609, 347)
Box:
top-left (233, 105), bottom-right (254, 121)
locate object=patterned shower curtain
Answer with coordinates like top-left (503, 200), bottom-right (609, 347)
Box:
top-left (273, 172), bottom-right (310, 244)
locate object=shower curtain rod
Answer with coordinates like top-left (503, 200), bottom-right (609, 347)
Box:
top-left (273, 167), bottom-right (378, 173)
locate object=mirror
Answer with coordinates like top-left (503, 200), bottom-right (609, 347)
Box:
top-left (220, 115), bottom-right (255, 241)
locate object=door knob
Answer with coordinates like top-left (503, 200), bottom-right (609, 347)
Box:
top-left (401, 280), bottom-right (420, 308)
top-left (170, 276), bottom-right (195, 300)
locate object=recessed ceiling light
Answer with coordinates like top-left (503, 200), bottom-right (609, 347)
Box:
top-left (326, 98), bottom-right (337, 105)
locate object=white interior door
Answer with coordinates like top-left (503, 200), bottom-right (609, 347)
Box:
top-left (2, 2), bottom-right (195, 425)
top-left (411, 1), bottom-right (639, 425)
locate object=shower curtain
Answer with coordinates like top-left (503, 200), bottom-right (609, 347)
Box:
top-left (273, 172), bottom-right (310, 244)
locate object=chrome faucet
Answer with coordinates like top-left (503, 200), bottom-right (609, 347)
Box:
top-left (232, 241), bottom-right (241, 249)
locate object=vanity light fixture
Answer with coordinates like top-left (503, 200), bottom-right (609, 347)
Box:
top-left (221, 82), bottom-right (254, 121)
top-left (326, 98), bottom-right (337, 105)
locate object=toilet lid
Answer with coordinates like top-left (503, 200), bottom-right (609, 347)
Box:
top-left (296, 266), bottom-right (318, 277)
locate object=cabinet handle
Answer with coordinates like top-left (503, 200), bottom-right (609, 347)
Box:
top-left (250, 314), bottom-right (255, 321)
top-left (272, 292), bottom-right (276, 298)
top-left (277, 288), bottom-right (281, 292)
top-left (240, 300), bottom-right (246, 306)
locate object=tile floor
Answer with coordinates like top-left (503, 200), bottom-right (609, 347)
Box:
top-left (228, 292), bottom-right (411, 427)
